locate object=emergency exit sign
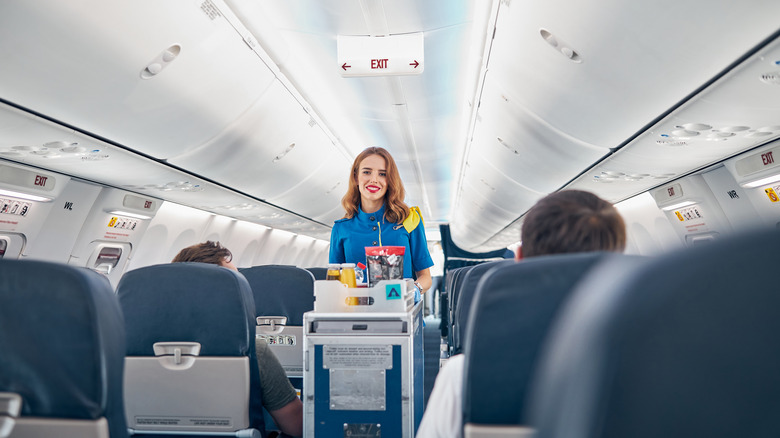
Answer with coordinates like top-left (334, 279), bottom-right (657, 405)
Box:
top-left (337, 33), bottom-right (424, 77)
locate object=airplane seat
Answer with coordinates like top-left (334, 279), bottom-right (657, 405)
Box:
top-left (117, 262), bottom-right (264, 438)
top-left (462, 252), bottom-right (619, 438)
top-left (452, 259), bottom-right (514, 355)
top-left (305, 267), bottom-right (327, 281)
top-left (238, 265), bottom-right (314, 327)
top-left (438, 269), bottom-right (458, 339)
top-left (528, 229), bottom-right (780, 438)
top-left (238, 265), bottom-right (313, 422)
top-left (439, 287), bottom-right (449, 336)
top-left (445, 265), bottom-right (476, 354)
top-left (0, 259), bottom-right (127, 438)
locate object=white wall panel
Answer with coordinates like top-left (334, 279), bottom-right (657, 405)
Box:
top-left (127, 200), bottom-right (329, 273)
top-left (615, 192), bottom-right (681, 256)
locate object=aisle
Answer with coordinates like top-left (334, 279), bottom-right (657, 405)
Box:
top-left (423, 315), bottom-right (443, 408)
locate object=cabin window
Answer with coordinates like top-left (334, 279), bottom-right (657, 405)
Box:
top-left (0, 239), bottom-right (6, 258)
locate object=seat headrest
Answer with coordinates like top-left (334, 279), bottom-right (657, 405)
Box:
top-left (0, 259), bottom-right (127, 437)
top-left (117, 262), bottom-right (255, 357)
top-left (306, 267), bottom-right (328, 281)
top-left (239, 265), bottom-right (314, 326)
top-left (530, 229), bottom-right (780, 438)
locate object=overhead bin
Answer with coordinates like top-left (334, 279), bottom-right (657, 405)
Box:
top-left (566, 34), bottom-right (780, 205)
top-left (0, 0), bottom-right (275, 159)
top-left (469, 80), bottom-right (608, 193)
top-left (0, 103), bottom-right (331, 239)
top-left (168, 79), bottom-right (351, 218)
top-left (266, 152), bottom-right (350, 222)
top-left (487, 0), bottom-right (780, 148)
top-left (450, 176), bottom-right (539, 250)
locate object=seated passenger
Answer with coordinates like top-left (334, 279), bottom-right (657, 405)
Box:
top-left (416, 190), bottom-right (626, 438)
top-left (172, 241), bottom-right (303, 438)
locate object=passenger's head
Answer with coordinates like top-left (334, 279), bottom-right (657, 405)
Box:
top-left (519, 190), bottom-right (626, 259)
top-left (171, 241), bottom-right (237, 271)
top-left (341, 147), bottom-right (409, 223)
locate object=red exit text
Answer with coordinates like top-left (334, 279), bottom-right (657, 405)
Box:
top-left (371, 59), bottom-right (389, 69)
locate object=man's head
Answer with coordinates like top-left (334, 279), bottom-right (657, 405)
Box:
top-left (171, 241), bottom-right (237, 271)
top-left (519, 190), bottom-right (626, 259)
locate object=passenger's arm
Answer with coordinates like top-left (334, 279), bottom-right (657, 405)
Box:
top-left (416, 354), bottom-right (465, 437)
top-left (415, 268), bottom-right (432, 293)
top-left (269, 398), bottom-right (303, 437)
top-left (255, 341), bottom-right (303, 436)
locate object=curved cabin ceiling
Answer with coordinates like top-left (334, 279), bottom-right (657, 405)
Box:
top-left (0, 0), bottom-right (779, 250)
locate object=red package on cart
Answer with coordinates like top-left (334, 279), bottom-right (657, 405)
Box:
top-left (365, 246), bottom-right (405, 287)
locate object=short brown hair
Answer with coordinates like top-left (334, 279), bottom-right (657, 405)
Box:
top-left (171, 241), bottom-right (233, 266)
top-left (521, 190), bottom-right (626, 258)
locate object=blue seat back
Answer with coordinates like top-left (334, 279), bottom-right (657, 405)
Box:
top-left (117, 262), bottom-right (264, 433)
top-left (306, 267), bottom-right (328, 281)
top-left (453, 259), bottom-right (514, 354)
top-left (446, 265), bottom-right (476, 350)
top-left (529, 229), bottom-right (780, 438)
top-left (0, 259), bottom-right (127, 438)
top-left (462, 252), bottom-right (612, 428)
top-left (239, 265), bottom-right (315, 326)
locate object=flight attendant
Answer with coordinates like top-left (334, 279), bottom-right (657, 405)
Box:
top-left (329, 147), bottom-right (434, 299)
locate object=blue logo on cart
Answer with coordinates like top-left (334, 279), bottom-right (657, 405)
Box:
top-left (386, 284), bottom-right (401, 300)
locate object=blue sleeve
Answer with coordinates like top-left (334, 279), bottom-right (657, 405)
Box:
top-left (409, 222), bottom-right (434, 273)
top-left (329, 223), bottom-right (346, 264)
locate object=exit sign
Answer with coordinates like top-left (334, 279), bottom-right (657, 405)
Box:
top-left (337, 33), bottom-right (424, 77)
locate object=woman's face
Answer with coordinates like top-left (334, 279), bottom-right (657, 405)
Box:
top-left (357, 154), bottom-right (388, 205)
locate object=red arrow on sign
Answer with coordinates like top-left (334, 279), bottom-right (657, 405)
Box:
top-left (342, 63), bottom-right (351, 71)
top-left (409, 60), bottom-right (419, 68)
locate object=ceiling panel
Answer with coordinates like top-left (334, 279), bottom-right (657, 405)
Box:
top-left (222, 0), bottom-right (489, 227)
top-left (567, 36), bottom-right (780, 204)
top-left (0, 0), bottom-right (275, 159)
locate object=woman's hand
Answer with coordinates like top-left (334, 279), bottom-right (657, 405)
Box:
top-left (415, 268), bottom-right (432, 293)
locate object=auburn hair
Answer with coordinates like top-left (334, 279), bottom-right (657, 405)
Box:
top-left (341, 147), bottom-right (409, 224)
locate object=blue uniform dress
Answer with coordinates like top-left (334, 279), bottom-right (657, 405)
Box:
top-left (329, 203), bottom-right (434, 297)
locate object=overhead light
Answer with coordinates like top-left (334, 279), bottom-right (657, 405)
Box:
top-left (107, 210), bottom-right (152, 220)
top-left (661, 200), bottom-right (696, 211)
top-left (741, 174), bottom-right (780, 188)
top-left (0, 188), bottom-right (53, 202)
